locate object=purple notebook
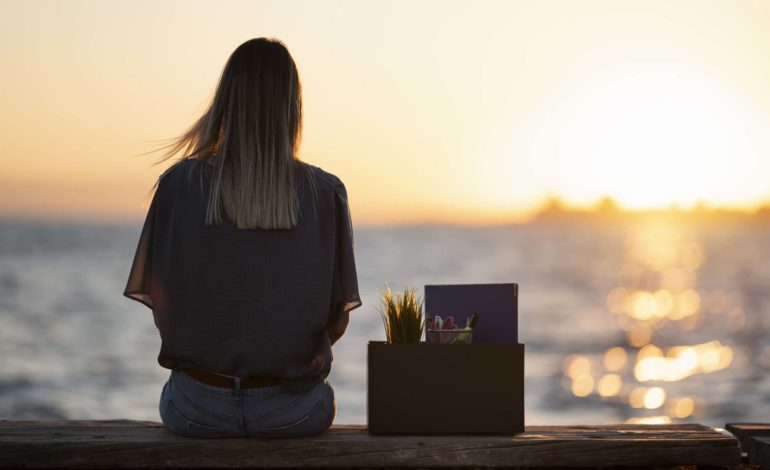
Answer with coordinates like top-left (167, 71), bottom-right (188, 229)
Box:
top-left (424, 283), bottom-right (518, 344)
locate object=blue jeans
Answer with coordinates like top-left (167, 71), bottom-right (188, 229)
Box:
top-left (159, 369), bottom-right (336, 438)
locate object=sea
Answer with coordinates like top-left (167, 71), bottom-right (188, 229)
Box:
top-left (1, 217), bottom-right (768, 426)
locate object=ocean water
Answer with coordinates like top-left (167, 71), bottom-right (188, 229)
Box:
top-left (0, 218), bottom-right (768, 426)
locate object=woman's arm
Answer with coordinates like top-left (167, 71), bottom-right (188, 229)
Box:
top-left (327, 310), bottom-right (350, 346)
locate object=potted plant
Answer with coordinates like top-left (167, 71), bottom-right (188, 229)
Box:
top-left (375, 285), bottom-right (425, 344)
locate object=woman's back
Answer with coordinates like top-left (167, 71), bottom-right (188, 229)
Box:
top-left (124, 157), bottom-right (361, 393)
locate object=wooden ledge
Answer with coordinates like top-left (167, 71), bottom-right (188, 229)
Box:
top-left (0, 420), bottom-right (741, 469)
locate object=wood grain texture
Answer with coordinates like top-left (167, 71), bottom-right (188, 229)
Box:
top-left (0, 420), bottom-right (741, 469)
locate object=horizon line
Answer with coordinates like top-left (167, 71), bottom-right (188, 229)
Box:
top-left (2, 201), bottom-right (769, 228)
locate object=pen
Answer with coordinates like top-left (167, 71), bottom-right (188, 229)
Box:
top-left (455, 313), bottom-right (477, 344)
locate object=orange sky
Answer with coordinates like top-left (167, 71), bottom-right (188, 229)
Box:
top-left (2, 0), bottom-right (770, 225)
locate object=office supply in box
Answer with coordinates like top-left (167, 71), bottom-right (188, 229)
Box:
top-left (367, 282), bottom-right (524, 435)
top-left (425, 328), bottom-right (473, 344)
top-left (424, 283), bottom-right (518, 344)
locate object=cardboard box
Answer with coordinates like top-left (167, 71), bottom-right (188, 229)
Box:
top-left (367, 282), bottom-right (524, 435)
top-left (367, 341), bottom-right (524, 434)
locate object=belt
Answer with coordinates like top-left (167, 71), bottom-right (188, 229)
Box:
top-left (182, 367), bottom-right (284, 389)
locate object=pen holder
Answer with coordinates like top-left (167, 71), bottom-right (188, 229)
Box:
top-left (425, 328), bottom-right (473, 344)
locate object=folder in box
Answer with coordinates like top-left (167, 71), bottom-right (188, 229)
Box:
top-left (424, 283), bottom-right (518, 344)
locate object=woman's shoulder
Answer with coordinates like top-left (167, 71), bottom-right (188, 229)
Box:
top-left (158, 157), bottom-right (348, 195)
top-left (155, 158), bottom-right (201, 190)
top-left (153, 158), bottom-right (190, 187)
top-left (296, 160), bottom-right (346, 189)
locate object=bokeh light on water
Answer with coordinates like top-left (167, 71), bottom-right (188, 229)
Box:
top-left (562, 220), bottom-right (742, 423)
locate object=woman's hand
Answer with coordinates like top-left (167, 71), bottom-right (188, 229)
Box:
top-left (310, 354), bottom-right (325, 370)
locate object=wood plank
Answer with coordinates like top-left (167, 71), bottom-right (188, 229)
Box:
top-left (0, 420), bottom-right (741, 469)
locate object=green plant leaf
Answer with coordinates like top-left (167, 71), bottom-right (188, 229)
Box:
top-left (375, 284), bottom-right (425, 344)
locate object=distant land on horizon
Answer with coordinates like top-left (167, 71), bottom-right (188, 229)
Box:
top-left (1, 195), bottom-right (770, 227)
top-left (528, 196), bottom-right (770, 226)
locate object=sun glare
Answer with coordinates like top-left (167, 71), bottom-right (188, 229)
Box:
top-left (484, 61), bottom-right (767, 213)
top-left (561, 64), bottom-right (759, 209)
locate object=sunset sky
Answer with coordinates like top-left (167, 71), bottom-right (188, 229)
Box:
top-left (2, 0), bottom-right (770, 225)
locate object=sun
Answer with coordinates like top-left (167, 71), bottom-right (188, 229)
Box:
top-left (482, 62), bottom-right (764, 212)
top-left (559, 63), bottom-right (755, 209)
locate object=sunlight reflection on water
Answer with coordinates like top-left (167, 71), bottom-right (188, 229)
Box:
top-left (0, 218), bottom-right (767, 425)
top-left (562, 220), bottom-right (747, 424)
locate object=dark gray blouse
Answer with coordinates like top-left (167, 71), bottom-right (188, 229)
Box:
top-left (123, 158), bottom-right (362, 393)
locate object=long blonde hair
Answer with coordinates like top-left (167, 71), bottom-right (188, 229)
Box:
top-left (140, 37), bottom-right (317, 229)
